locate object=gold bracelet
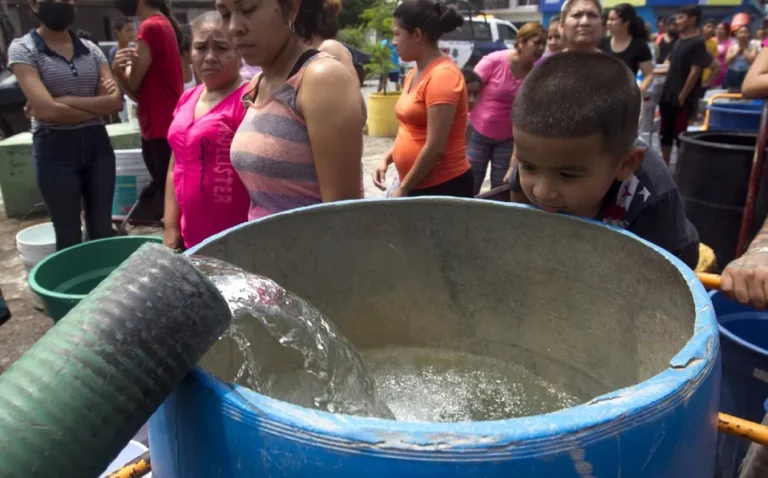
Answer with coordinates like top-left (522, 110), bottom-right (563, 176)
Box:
top-left (745, 247), bottom-right (768, 255)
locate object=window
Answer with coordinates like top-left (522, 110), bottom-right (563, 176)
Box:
top-left (517, 0), bottom-right (539, 6)
top-left (497, 24), bottom-right (516, 41)
top-left (443, 20), bottom-right (492, 41)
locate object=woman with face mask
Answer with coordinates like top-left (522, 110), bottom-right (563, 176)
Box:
top-left (163, 12), bottom-right (250, 250)
top-left (8, 0), bottom-right (123, 250)
top-left (112, 0), bottom-right (184, 222)
top-left (220, 0), bottom-right (366, 220)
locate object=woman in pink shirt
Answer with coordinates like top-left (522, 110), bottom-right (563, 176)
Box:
top-left (164, 11), bottom-right (250, 249)
top-left (467, 22), bottom-right (545, 194)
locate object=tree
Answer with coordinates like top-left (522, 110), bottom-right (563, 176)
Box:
top-left (338, 0), bottom-right (378, 29)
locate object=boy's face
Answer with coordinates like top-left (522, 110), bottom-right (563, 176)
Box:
top-left (675, 13), bottom-right (694, 32)
top-left (514, 130), bottom-right (643, 218)
top-left (466, 80), bottom-right (480, 111)
top-left (702, 22), bottom-right (715, 39)
top-left (116, 23), bottom-right (136, 44)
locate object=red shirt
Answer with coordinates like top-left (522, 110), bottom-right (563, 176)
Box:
top-left (136, 14), bottom-right (182, 139)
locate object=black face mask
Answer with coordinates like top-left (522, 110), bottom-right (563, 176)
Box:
top-left (36, 2), bottom-right (74, 32)
top-left (114, 0), bottom-right (138, 17)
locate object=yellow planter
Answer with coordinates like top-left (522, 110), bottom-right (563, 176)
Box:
top-left (367, 92), bottom-right (401, 138)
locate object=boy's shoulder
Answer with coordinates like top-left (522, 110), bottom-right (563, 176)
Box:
top-left (602, 140), bottom-right (698, 262)
top-left (603, 140), bottom-right (677, 226)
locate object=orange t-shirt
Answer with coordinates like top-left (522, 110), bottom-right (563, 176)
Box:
top-left (392, 57), bottom-right (470, 190)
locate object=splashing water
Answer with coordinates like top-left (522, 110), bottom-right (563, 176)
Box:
top-left (190, 256), bottom-right (395, 420)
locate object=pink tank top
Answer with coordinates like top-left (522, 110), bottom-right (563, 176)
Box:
top-left (167, 83), bottom-right (251, 248)
top-left (231, 52), bottom-right (327, 220)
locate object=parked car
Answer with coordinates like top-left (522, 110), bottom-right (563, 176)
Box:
top-left (439, 15), bottom-right (518, 69)
top-left (0, 68), bottom-right (29, 140)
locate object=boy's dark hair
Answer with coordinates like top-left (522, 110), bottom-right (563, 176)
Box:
top-left (513, 52), bottom-right (640, 157)
top-left (461, 68), bottom-right (481, 85)
top-left (113, 16), bottom-right (132, 33)
top-left (703, 18), bottom-right (716, 27)
top-left (677, 4), bottom-right (701, 26)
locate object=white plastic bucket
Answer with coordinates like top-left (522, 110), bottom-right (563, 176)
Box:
top-left (16, 222), bottom-right (57, 273)
top-left (113, 149), bottom-right (151, 221)
top-left (16, 222), bottom-right (57, 311)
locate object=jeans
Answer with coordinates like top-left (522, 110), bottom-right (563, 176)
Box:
top-left (33, 125), bottom-right (116, 250)
top-left (466, 129), bottom-right (514, 195)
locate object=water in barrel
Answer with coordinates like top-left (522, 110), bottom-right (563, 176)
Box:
top-left (192, 256), bottom-right (582, 422)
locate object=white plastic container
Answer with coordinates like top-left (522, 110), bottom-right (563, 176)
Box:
top-left (124, 95), bottom-right (140, 130)
top-left (16, 222), bottom-right (57, 273)
top-left (16, 222), bottom-right (57, 311)
top-left (113, 149), bottom-right (151, 221)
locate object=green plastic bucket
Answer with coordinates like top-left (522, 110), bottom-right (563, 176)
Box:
top-left (28, 235), bottom-right (162, 322)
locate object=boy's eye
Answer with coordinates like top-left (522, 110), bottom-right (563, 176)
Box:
top-left (559, 171), bottom-right (582, 180)
top-left (519, 162), bottom-right (536, 172)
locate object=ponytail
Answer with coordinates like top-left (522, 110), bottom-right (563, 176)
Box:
top-left (149, 0), bottom-right (183, 48)
top-left (629, 16), bottom-right (648, 41)
top-left (612, 3), bottom-right (647, 41)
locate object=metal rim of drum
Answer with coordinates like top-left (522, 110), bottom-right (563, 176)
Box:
top-left (185, 198), bottom-right (719, 460)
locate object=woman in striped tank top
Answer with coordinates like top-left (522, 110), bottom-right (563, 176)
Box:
top-left (217, 0), bottom-right (365, 220)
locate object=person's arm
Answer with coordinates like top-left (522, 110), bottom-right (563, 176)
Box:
top-left (301, 58), bottom-right (365, 201)
top-left (472, 53), bottom-right (496, 88)
top-left (372, 146), bottom-right (394, 191)
top-left (162, 153), bottom-right (184, 249)
top-left (638, 42), bottom-right (654, 94)
top-left (11, 64), bottom-right (97, 124)
top-left (721, 217), bottom-right (768, 308)
top-left (396, 69), bottom-right (463, 196)
top-left (318, 40), bottom-right (357, 81)
top-left (679, 42), bottom-right (708, 105)
top-left (58, 64), bottom-right (123, 116)
top-left (742, 48), bottom-right (768, 98)
top-left (123, 39), bottom-right (152, 95)
top-left (708, 55), bottom-right (721, 84)
top-left (639, 60), bottom-right (654, 93)
top-left (725, 44), bottom-right (739, 65)
top-left (746, 44), bottom-right (759, 63)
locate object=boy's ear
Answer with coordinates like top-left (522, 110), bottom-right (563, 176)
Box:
top-left (615, 146), bottom-right (644, 181)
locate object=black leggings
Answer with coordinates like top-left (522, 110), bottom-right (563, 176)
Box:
top-left (409, 169), bottom-right (474, 198)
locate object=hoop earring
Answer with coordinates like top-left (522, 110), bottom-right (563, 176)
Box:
top-left (288, 20), bottom-right (295, 33)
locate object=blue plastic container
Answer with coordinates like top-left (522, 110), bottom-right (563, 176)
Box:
top-left (149, 199), bottom-right (721, 477)
top-left (710, 291), bottom-right (768, 478)
top-left (708, 101), bottom-right (764, 132)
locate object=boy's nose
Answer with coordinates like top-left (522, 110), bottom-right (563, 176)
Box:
top-left (533, 179), bottom-right (559, 200)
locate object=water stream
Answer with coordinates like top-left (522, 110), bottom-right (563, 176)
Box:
top-left (192, 256), bottom-right (581, 422)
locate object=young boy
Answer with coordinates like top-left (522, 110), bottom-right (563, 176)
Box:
top-left (508, 52), bottom-right (699, 269)
top-left (659, 5), bottom-right (713, 164)
top-left (108, 17), bottom-right (136, 68)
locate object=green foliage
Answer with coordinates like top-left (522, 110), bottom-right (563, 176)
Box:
top-left (338, 0), bottom-right (377, 28)
top-left (337, 26), bottom-right (367, 50)
top-left (360, 0), bottom-right (394, 41)
top-left (362, 0), bottom-right (396, 93)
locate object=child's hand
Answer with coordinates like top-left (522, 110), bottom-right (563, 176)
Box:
top-left (112, 47), bottom-right (137, 77)
top-left (98, 77), bottom-right (117, 96)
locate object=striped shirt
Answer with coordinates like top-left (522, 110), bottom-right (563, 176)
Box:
top-left (230, 52), bottom-right (327, 220)
top-left (8, 29), bottom-right (107, 132)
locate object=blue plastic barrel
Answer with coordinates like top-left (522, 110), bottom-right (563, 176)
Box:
top-left (708, 101), bottom-right (763, 132)
top-left (149, 199), bottom-right (721, 478)
top-left (710, 291), bottom-right (768, 478)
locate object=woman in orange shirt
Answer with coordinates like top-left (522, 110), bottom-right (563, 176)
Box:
top-left (372, 0), bottom-right (472, 198)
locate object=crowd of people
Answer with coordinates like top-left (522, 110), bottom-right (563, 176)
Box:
top-left (3, 0), bottom-right (768, 324)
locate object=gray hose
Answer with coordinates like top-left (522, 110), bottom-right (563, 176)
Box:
top-left (0, 244), bottom-right (231, 477)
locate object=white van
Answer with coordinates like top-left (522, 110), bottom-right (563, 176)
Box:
top-left (438, 15), bottom-right (519, 69)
